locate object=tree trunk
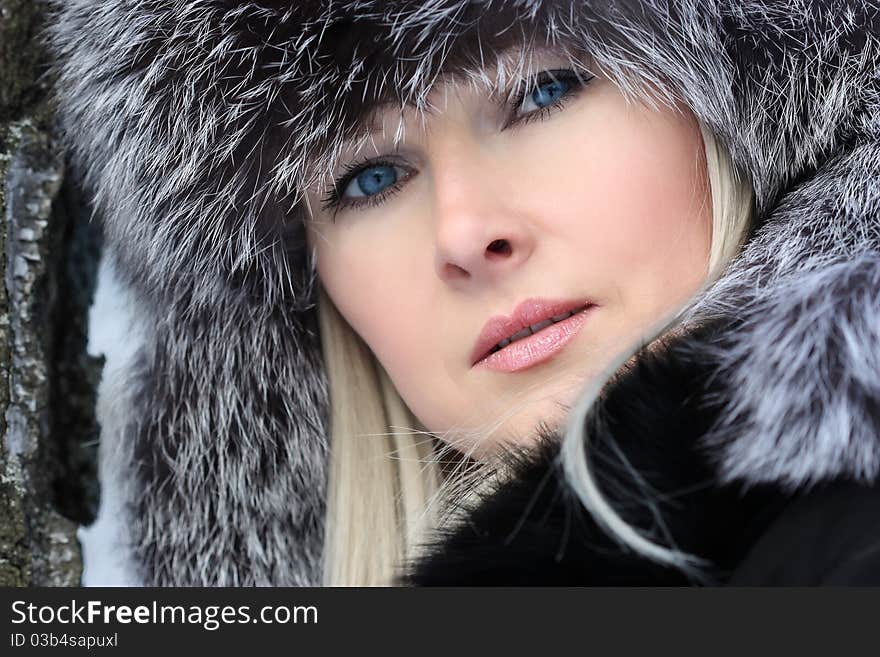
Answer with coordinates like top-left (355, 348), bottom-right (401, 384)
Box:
top-left (1, 0), bottom-right (103, 586)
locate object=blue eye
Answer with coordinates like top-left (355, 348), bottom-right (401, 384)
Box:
top-left (321, 159), bottom-right (412, 215)
top-left (344, 164), bottom-right (399, 198)
top-left (514, 70), bottom-right (583, 120)
top-left (531, 78), bottom-right (571, 108)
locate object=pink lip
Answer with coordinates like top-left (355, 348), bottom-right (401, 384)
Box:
top-left (470, 297), bottom-right (595, 370)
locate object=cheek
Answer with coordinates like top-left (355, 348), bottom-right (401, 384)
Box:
top-left (522, 88), bottom-right (712, 313)
top-left (310, 218), bottom-right (436, 396)
top-left (316, 236), bottom-right (458, 434)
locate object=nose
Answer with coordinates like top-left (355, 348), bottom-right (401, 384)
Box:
top-left (431, 143), bottom-right (537, 287)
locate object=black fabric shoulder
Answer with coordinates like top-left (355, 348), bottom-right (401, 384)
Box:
top-left (727, 480), bottom-right (880, 586)
top-left (397, 434), bottom-right (695, 586)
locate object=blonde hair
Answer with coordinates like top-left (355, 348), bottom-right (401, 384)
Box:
top-left (317, 288), bottom-right (442, 586)
top-left (317, 118), bottom-right (754, 586)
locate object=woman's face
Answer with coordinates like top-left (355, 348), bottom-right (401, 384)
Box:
top-left (304, 53), bottom-right (712, 459)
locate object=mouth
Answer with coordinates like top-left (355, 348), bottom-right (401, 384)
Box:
top-left (470, 297), bottom-right (595, 370)
top-left (484, 304), bottom-right (588, 356)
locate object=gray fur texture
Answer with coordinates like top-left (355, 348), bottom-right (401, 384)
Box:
top-left (47, 1), bottom-right (880, 585)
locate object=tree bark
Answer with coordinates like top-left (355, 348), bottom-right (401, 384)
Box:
top-left (1, 0), bottom-right (103, 586)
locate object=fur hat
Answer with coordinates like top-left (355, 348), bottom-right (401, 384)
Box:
top-left (48, 1), bottom-right (880, 585)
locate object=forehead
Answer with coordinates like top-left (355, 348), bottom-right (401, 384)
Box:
top-left (305, 44), bottom-right (595, 184)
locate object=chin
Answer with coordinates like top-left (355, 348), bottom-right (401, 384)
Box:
top-left (476, 413), bottom-right (569, 461)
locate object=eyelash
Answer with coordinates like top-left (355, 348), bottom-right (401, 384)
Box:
top-left (320, 155), bottom-right (414, 218)
top-left (320, 69), bottom-right (592, 218)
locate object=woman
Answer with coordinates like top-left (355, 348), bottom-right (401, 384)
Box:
top-left (51, 1), bottom-right (880, 586)
top-left (305, 52), bottom-right (755, 585)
